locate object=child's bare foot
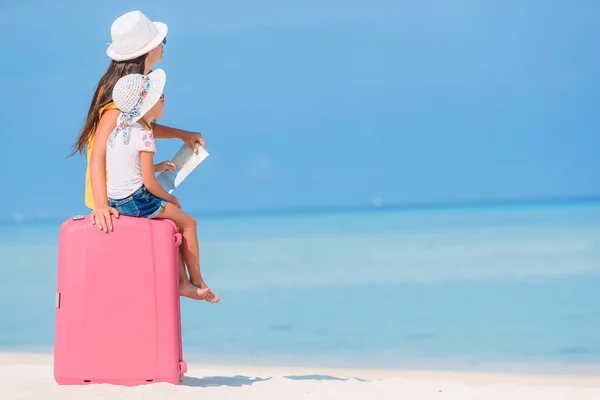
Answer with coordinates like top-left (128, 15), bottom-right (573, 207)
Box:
top-left (205, 289), bottom-right (220, 303)
top-left (192, 280), bottom-right (220, 304)
top-left (180, 280), bottom-right (210, 300)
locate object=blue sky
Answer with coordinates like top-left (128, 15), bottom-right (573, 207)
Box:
top-left (0, 1), bottom-right (599, 220)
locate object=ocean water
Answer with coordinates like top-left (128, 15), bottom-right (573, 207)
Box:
top-left (1, 203), bottom-right (600, 373)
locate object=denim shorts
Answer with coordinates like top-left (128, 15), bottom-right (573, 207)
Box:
top-left (108, 186), bottom-right (166, 219)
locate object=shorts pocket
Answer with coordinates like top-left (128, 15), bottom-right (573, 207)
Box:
top-left (110, 198), bottom-right (140, 217)
top-left (133, 188), bottom-right (153, 204)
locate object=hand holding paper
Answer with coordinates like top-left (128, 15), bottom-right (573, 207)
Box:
top-left (157, 143), bottom-right (209, 193)
top-left (154, 161), bottom-right (176, 173)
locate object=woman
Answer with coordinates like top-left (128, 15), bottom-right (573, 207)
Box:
top-left (69, 10), bottom-right (209, 301)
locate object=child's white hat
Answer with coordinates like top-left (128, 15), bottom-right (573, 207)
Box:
top-left (110, 69), bottom-right (166, 145)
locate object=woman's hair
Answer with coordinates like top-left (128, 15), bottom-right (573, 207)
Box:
top-left (69, 54), bottom-right (148, 157)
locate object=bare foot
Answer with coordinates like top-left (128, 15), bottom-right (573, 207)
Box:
top-left (179, 280), bottom-right (210, 300)
top-left (205, 289), bottom-right (220, 303)
top-left (192, 280), bottom-right (220, 304)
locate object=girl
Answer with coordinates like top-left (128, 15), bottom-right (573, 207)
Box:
top-left (107, 69), bottom-right (219, 304)
top-left (69, 10), bottom-right (207, 300)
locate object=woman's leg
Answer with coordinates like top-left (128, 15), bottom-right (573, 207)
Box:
top-left (156, 203), bottom-right (220, 303)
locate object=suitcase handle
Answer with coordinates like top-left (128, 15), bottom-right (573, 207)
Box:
top-left (175, 233), bottom-right (182, 246)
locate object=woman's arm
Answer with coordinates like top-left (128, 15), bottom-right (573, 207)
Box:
top-left (153, 123), bottom-right (206, 150)
top-left (90, 109), bottom-right (120, 231)
top-left (140, 151), bottom-right (177, 204)
top-left (90, 109), bottom-right (119, 207)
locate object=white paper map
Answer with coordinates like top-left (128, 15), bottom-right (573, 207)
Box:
top-left (157, 143), bottom-right (209, 193)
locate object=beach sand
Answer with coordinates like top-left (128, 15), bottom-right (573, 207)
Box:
top-left (2, 352), bottom-right (600, 400)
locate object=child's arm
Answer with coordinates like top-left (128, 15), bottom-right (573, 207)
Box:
top-left (140, 151), bottom-right (176, 203)
top-left (137, 128), bottom-right (180, 207)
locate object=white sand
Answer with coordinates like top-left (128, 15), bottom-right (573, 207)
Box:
top-left (2, 352), bottom-right (600, 400)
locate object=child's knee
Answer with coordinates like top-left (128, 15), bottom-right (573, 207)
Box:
top-left (182, 215), bottom-right (196, 230)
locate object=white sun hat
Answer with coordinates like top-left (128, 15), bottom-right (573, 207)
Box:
top-left (109, 69), bottom-right (166, 146)
top-left (106, 10), bottom-right (168, 61)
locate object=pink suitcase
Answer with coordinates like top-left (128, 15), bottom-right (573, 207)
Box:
top-left (54, 215), bottom-right (187, 386)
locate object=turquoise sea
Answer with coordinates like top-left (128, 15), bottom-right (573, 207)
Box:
top-left (1, 202), bottom-right (600, 374)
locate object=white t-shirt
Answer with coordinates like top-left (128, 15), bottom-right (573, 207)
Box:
top-left (106, 121), bottom-right (156, 200)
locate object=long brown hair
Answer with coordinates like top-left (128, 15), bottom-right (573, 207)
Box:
top-left (69, 54), bottom-right (148, 157)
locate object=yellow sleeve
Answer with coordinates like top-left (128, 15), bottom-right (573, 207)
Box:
top-left (98, 101), bottom-right (118, 118)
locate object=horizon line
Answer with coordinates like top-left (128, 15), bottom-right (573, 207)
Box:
top-left (1, 195), bottom-right (599, 225)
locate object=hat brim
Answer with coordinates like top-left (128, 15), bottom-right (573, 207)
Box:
top-left (106, 22), bottom-right (168, 62)
top-left (130, 69), bottom-right (166, 124)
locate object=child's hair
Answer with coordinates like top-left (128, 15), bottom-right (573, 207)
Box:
top-left (68, 54), bottom-right (148, 157)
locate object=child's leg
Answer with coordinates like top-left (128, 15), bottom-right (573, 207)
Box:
top-left (178, 246), bottom-right (210, 300)
top-left (112, 189), bottom-right (210, 299)
top-left (156, 203), bottom-right (220, 303)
